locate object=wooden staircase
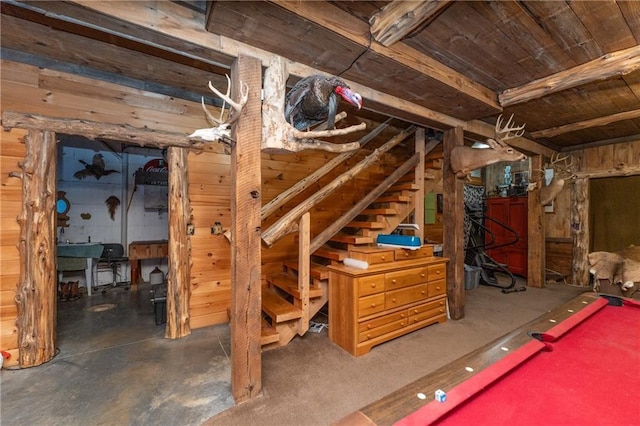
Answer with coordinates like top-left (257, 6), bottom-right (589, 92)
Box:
top-left (260, 169), bottom-right (424, 348)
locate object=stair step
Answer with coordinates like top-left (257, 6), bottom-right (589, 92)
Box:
top-left (261, 318), bottom-right (280, 345)
top-left (387, 182), bottom-right (419, 192)
top-left (345, 221), bottom-right (386, 229)
top-left (375, 195), bottom-right (411, 203)
top-left (313, 246), bottom-right (348, 261)
top-left (329, 234), bottom-right (375, 244)
top-left (262, 287), bottom-right (303, 323)
top-left (267, 273), bottom-right (323, 299)
top-left (361, 208), bottom-right (398, 215)
top-left (283, 260), bottom-right (329, 280)
top-left (425, 158), bottom-right (443, 169)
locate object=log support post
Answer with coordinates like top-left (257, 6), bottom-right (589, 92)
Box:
top-left (230, 55), bottom-right (263, 403)
top-left (414, 128), bottom-right (425, 242)
top-left (297, 212), bottom-right (310, 335)
top-left (572, 177), bottom-right (590, 286)
top-left (443, 127), bottom-right (465, 319)
top-left (16, 130), bottom-right (57, 367)
top-left (166, 146), bottom-right (192, 339)
top-left (527, 155), bottom-right (545, 288)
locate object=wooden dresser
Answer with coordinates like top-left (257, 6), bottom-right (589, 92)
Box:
top-left (327, 246), bottom-right (448, 356)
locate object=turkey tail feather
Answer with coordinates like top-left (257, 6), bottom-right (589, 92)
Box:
top-left (105, 196), bottom-right (121, 220)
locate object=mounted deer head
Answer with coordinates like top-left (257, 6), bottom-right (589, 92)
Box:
top-left (450, 114), bottom-right (527, 178)
top-left (188, 75), bottom-right (249, 147)
top-left (536, 152), bottom-right (576, 206)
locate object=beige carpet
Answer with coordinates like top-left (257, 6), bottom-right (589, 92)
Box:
top-left (205, 280), bottom-right (586, 426)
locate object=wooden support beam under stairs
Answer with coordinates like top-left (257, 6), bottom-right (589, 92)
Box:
top-left (261, 318), bottom-right (280, 345)
top-left (345, 221), bottom-right (386, 229)
top-left (329, 234), bottom-right (375, 245)
top-left (375, 195), bottom-right (411, 203)
top-left (360, 208), bottom-right (398, 215)
top-left (284, 260), bottom-right (329, 280)
top-left (313, 246), bottom-right (349, 262)
top-left (262, 286), bottom-right (303, 322)
top-left (267, 273), bottom-right (323, 299)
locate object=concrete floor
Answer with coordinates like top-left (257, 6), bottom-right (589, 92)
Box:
top-left (0, 283), bottom-right (235, 425)
top-left (0, 279), bottom-right (587, 426)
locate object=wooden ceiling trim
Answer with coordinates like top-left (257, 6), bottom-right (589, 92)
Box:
top-left (619, 1), bottom-right (640, 42)
top-left (499, 44), bottom-right (640, 107)
top-left (531, 109), bottom-right (640, 139)
top-left (369, 0), bottom-right (452, 47)
top-left (6, 1), bottom-right (234, 72)
top-left (63, 0), bottom-right (464, 130)
top-left (0, 14), bottom-right (230, 103)
top-left (269, 0), bottom-right (501, 112)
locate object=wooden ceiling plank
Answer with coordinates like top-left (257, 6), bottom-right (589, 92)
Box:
top-left (568, 1), bottom-right (637, 53)
top-left (518, 1), bottom-right (603, 64)
top-left (619, 1), bottom-right (640, 43)
top-left (478, 1), bottom-right (576, 76)
top-left (369, 0), bottom-right (452, 47)
top-left (269, 0), bottom-right (500, 111)
top-left (499, 44), bottom-right (640, 106)
top-left (531, 108), bottom-right (640, 139)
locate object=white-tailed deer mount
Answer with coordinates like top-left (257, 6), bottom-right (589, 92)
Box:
top-left (262, 55), bottom-right (366, 153)
top-left (450, 114), bottom-right (527, 178)
top-left (188, 75), bottom-right (249, 147)
top-left (533, 152), bottom-right (576, 206)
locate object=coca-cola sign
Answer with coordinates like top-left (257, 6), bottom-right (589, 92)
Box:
top-left (143, 158), bottom-right (168, 173)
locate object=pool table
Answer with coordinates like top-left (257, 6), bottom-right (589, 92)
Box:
top-left (337, 292), bottom-right (640, 425)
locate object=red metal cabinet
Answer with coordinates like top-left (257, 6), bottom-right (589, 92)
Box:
top-left (485, 197), bottom-right (528, 277)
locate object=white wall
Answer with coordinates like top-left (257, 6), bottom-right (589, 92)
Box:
top-left (57, 139), bottom-right (169, 287)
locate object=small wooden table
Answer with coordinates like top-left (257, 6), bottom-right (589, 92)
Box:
top-left (128, 240), bottom-right (168, 286)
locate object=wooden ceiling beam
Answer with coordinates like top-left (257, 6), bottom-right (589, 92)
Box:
top-left (369, 0), bottom-right (452, 47)
top-left (531, 108), bottom-right (640, 139)
top-left (499, 44), bottom-right (640, 107)
top-left (270, 0), bottom-right (500, 112)
top-left (54, 1), bottom-right (549, 156)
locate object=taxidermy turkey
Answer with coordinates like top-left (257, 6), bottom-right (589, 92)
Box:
top-left (73, 154), bottom-right (119, 180)
top-left (284, 75), bottom-right (362, 131)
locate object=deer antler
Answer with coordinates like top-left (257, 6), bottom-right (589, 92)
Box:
top-left (494, 114), bottom-right (526, 143)
top-left (189, 75), bottom-right (249, 147)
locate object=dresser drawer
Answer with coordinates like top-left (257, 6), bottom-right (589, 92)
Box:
top-left (359, 293), bottom-right (386, 318)
top-left (359, 317), bottom-right (407, 342)
top-left (385, 266), bottom-right (429, 290)
top-left (428, 280), bottom-right (446, 297)
top-left (394, 246), bottom-right (434, 260)
top-left (350, 248), bottom-right (394, 265)
top-left (408, 304), bottom-right (447, 325)
top-left (427, 263), bottom-right (446, 281)
top-left (386, 283), bottom-right (430, 309)
top-left (407, 298), bottom-right (447, 317)
top-left (359, 310), bottom-right (407, 334)
top-left (357, 275), bottom-right (385, 297)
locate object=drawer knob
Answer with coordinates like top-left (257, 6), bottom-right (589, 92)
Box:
top-left (371, 303), bottom-right (376, 308)
top-left (421, 291), bottom-right (425, 295)
top-left (371, 283), bottom-right (376, 288)
top-left (413, 309), bottom-right (418, 314)
top-left (367, 324), bottom-right (372, 329)
top-left (436, 270), bottom-right (441, 274)
top-left (392, 298), bottom-right (396, 303)
top-left (404, 252), bottom-right (409, 257)
top-left (381, 255), bottom-right (386, 260)
top-left (436, 286), bottom-right (441, 291)
top-left (401, 313), bottom-right (406, 318)
top-left (421, 273), bottom-right (425, 278)
top-left (367, 334), bottom-right (371, 339)
top-left (392, 279), bottom-right (396, 284)
top-left (401, 322), bottom-right (406, 326)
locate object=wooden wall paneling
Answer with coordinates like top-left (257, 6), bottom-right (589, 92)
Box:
top-left (15, 130), bottom-right (57, 367)
top-left (229, 55), bottom-right (262, 403)
top-left (0, 129), bottom-right (25, 367)
top-left (545, 239), bottom-right (573, 281)
top-left (165, 147), bottom-right (192, 339)
top-left (443, 126), bottom-right (464, 319)
top-left (528, 155), bottom-right (544, 288)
